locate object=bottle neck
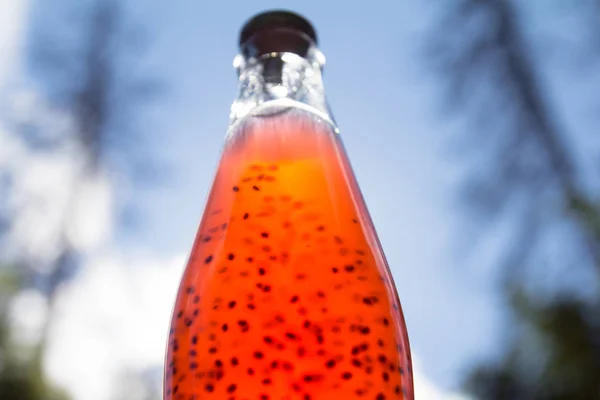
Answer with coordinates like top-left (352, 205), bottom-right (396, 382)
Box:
top-left (229, 48), bottom-right (333, 127)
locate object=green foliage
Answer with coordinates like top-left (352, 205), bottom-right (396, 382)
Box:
top-left (0, 269), bottom-right (70, 400)
top-left (466, 288), bottom-right (600, 400)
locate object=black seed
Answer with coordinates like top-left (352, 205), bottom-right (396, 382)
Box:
top-left (227, 384), bottom-right (237, 393)
top-left (352, 359), bottom-right (362, 367)
top-left (332, 267), bottom-right (339, 273)
top-left (317, 291), bottom-right (325, 298)
top-left (252, 185), bottom-right (260, 191)
top-left (263, 285), bottom-right (272, 292)
top-left (191, 335), bottom-right (197, 344)
top-left (377, 339), bottom-right (385, 347)
top-left (317, 225), bottom-right (325, 231)
top-left (231, 357), bottom-right (239, 366)
top-left (382, 372), bottom-right (390, 382)
top-left (270, 360), bottom-right (279, 369)
top-left (243, 212), bottom-right (249, 219)
top-left (290, 295), bottom-right (299, 303)
top-left (216, 369), bottom-right (223, 380)
top-left (193, 295), bottom-right (200, 304)
top-left (262, 378), bottom-right (272, 385)
top-left (229, 301), bottom-right (237, 309)
top-left (263, 336), bottom-right (274, 344)
top-left (382, 318), bottom-right (389, 326)
top-left (222, 323), bottom-right (228, 332)
top-left (325, 359), bottom-right (336, 368)
top-left (254, 351), bottom-right (264, 359)
top-left (232, 186), bottom-right (239, 192)
top-left (378, 354), bottom-right (387, 364)
top-left (227, 253), bottom-right (235, 260)
top-left (202, 236), bottom-right (211, 242)
top-left (177, 310), bottom-right (183, 318)
top-left (341, 372), bottom-right (352, 380)
top-left (261, 232), bottom-right (269, 238)
top-left (259, 267), bottom-right (266, 275)
top-left (260, 394), bottom-right (268, 400)
top-left (247, 257), bottom-right (254, 263)
top-left (238, 320), bottom-right (249, 332)
top-left (208, 347), bottom-right (217, 354)
top-left (363, 297), bottom-right (374, 306)
top-left (344, 265), bottom-right (355, 272)
top-left (248, 303), bottom-right (256, 310)
top-left (285, 332), bottom-right (297, 340)
top-left (282, 361), bottom-right (294, 371)
top-left (360, 326), bottom-right (370, 335)
top-left (205, 383), bottom-right (214, 392)
top-left (376, 393), bottom-right (385, 400)
top-left (205, 255), bottom-right (213, 264)
top-left (395, 386), bottom-right (401, 394)
top-left (189, 350), bottom-right (197, 356)
top-left (186, 286), bottom-right (194, 294)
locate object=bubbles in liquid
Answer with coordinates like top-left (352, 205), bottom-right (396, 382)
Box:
top-left (164, 109), bottom-right (413, 399)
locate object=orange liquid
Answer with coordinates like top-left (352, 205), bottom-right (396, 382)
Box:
top-left (164, 110), bottom-right (413, 400)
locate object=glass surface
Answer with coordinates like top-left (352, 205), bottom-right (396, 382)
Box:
top-left (164, 16), bottom-right (414, 399)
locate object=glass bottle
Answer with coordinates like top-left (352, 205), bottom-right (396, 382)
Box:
top-left (164, 10), bottom-right (414, 400)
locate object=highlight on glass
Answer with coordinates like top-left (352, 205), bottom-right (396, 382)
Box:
top-left (163, 10), bottom-right (414, 400)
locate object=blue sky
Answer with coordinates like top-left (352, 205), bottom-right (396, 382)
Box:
top-left (114, 0), bottom-right (504, 389)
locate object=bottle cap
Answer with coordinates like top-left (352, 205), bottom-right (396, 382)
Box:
top-left (239, 10), bottom-right (318, 58)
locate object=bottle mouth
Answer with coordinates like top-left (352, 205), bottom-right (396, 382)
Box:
top-left (239, 10), bottom-right (318, 59)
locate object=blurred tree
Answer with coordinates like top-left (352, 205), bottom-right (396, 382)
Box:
top-left (0, 0), bottom-right (163, 398)
top-left (422, 0), bottom-right (600, 398)
top-left (0, 268), bottom-right (69, 400)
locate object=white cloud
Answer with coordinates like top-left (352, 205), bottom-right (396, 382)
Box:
top-left (413, 357), bottom-right (472, 400)
top-left (0, 0), bottom-right (29, 84)
top-left (44, 251), bottom-right (185, 400)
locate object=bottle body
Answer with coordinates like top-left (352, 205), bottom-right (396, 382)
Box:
top-left (164, 10), bottom-right (413, 399)
top-left (164, 103), bottom-right (413, 399)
